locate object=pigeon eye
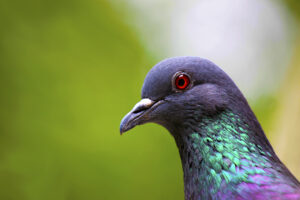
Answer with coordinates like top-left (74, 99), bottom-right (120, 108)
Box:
top-left (175, 73), bottom-right (190, 90)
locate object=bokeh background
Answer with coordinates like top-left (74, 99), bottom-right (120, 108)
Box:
top-left (1, 0), bottom-right (300, 199)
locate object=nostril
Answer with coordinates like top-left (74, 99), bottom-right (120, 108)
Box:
top-left (132, 105), bottom-right (149, 113)
top-left (131, 98), bottom-right (155, 114)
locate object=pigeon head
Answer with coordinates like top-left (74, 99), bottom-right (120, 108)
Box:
top-left (119, 56), bottom-right (300, 199)
top-left (120, 56), bottom-right (244, 134)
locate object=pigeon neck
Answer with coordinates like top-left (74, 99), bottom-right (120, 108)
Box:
top-left (173, 110), bottom-right (279, 199)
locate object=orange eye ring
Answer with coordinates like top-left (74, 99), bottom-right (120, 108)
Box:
top-left (175, 74), bottom-right (190, 90)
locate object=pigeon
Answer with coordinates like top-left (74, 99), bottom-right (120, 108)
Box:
top-left (120, 57), bottom-right (300, 200)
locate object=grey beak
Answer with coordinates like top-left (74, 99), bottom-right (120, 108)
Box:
top-left (120, 98), bottom-right (156, 134)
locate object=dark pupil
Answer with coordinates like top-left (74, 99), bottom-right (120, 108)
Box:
top-left (178, 78), bottom-right (185, 86)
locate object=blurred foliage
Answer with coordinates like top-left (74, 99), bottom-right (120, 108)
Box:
top-left (270, 37), bottom-right (300, 181)
top-left (283, 0), bottom-right (300, 19)
top-left (277, 0), bottom-right (300, 181)
top-left (251, 95), bottom-right (278, 137)
top-left (0, 0), bottom-right (183, 199)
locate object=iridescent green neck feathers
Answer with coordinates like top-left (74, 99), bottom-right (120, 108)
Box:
top-left (174, 111), bottom-right (299, 200)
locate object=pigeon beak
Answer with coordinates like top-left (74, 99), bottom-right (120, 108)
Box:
top-left (120, 98), bottom-right (163, 135)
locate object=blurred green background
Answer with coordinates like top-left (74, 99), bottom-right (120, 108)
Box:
top-left (0, 0), bottom-right (299, 199)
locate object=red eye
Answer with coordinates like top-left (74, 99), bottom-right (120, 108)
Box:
top-left (175, 74), bottom-right (190, 90)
